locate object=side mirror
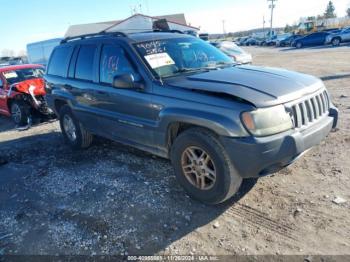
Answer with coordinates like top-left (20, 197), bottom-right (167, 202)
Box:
top-left (112, 73), bottom-right (142, 89)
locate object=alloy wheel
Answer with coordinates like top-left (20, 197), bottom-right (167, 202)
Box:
top-left (63, 115), bottom-right (77, 142)
top-left (11, 104), bottom-right (21, 124)
top-left (181, 146), bottom-right (216, 190)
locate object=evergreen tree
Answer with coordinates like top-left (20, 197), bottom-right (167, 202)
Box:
top-left (347, 7), bottom-right (350, 17)
top-left (324, 1), bottom-right (336, 18)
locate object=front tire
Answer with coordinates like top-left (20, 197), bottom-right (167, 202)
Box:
top-left (296, 42), bottom-right (302, 49)
top-left (170, 128), bottom-right (242, 205)
top-left (10, 101), bottom-right (30, 126)
top-left (59, 105), bottom-right (93, 149)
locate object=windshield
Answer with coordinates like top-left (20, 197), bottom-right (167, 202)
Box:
top-left (134, 37), bottom-right (233, 78)
top-left (3, 67), bottom-right (44, 85)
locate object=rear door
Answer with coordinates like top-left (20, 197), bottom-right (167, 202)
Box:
top-left (62, 43), bottom-right (101, 133)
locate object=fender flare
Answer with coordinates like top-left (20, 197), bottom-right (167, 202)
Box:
top-left (158, 107), bottom-right (248, 138)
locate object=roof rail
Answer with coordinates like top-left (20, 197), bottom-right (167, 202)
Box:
top-left (60, 31), bottom-right (127, 44)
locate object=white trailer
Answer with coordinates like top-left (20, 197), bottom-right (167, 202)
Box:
top-left (26, 38), bottom-right (62, 66)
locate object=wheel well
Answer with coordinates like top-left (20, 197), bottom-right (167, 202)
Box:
top-left (54, 99), bottom-right (68, 115)
top-left (167, 122), bottom-right (217, 149)
top-left (6, 99), bottom-right (13, 111)
top-left (332, 36), bottom-right (341, 41)
top-left (7, 95), bottom-right (27, 111)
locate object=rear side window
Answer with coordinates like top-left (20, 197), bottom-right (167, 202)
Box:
top-left (100, 45), bottom-right (135, 84)
top-left (75, 45), bottom-right (97, 81)
top-left (48, 46), bottom-right (72, 77)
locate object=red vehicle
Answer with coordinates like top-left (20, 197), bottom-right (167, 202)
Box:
top-left (0, 64), bottom-right (54, 125)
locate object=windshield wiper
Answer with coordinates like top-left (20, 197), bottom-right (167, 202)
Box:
top-left (214, 61), bottom-right (236, 67)
top-left (175, 67), bottom-right (211, 73)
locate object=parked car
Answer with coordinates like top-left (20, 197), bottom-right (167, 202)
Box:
top-left (211, 41), bottom-right (252, 64)
top-left (256, 38), bottom-right (267, 46)
top-left (0, 64), bottom-right (54, 125)
top-left (44, 32), bottom-right (338, 204)
top-left (244, 38), bottom-right (257, 46)
top-left (325, 27), bottom-right (350, 46)
top-left (293, 32), bottom-right (330, 48)
top-left (0, 56), bottom-right (27, 67)
top-left (27, 38), bottom-right (63, 67)
top-left (198, 33), bottom-right (209, 41)
top-left (275, 33), bottom-right (292, 47)
top-left (263, 35), bottom-right (278, 46)
top-left (237, 37), bottom-right (249, 46)
top-left (278, 34), bottom-right (302, 47)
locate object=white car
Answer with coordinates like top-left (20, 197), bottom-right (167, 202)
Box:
top-left (211, 41), bottom-right (252, 64)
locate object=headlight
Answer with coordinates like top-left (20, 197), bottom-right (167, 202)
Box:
top-left (241, 105), bottom-right (293, 137)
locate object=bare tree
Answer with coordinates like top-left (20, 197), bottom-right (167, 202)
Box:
top-left (1, 49), bottom-right (15, 57)
top-left (17, 50), bottom-right (27, 57)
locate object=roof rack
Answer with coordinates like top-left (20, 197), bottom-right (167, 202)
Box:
top-left (152, 29), bottom-right (184, 34)
top-left (60, 31), bottom-right (127, 44)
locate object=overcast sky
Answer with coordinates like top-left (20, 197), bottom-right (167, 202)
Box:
top-left (0, 0), bottom-right (349, 54)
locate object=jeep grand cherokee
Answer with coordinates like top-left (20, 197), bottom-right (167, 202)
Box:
top-left (44, 32), bottom-right (338, 204)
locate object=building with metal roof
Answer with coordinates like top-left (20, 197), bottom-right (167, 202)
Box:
top-left (65, 13), bottom-right (199, 37)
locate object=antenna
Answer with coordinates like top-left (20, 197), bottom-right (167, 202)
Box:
top-left (267, 0), bottom-right (277, 37)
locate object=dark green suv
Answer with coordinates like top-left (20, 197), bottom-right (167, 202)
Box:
top-left (44, 31), bottom-right (338, 204)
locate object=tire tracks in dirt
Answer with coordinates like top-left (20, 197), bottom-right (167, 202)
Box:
top-left (224, 203), bottom-right (298, 241)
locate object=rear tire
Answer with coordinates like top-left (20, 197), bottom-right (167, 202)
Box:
top-left (10, 101), bottom-right (30, 126)
top-left (331, 37), bottom-right (340, 47)
top-left (170, 128), bottom-right (242, 205)
top-left (59, 105), bottom-right (93, 149)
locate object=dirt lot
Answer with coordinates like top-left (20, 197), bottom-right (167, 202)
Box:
top-left (0, 45), bottom-right (350, 257)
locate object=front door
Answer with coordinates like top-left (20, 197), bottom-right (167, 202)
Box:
top-left (0, 75), bottom-right (9, 115)
top-left (93, 43), bottom-right (157, 148)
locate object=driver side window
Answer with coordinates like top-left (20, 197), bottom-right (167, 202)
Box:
top-left (99, 44), bottom-right (136, 85)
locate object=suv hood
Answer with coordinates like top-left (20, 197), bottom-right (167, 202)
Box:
top-left (166, 65), bottom-right (324, 107)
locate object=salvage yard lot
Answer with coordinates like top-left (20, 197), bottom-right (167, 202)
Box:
top-left (0, 46), bottom-right (350, 256)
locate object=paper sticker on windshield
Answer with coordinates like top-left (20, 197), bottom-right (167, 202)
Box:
top-left (144, 53), bottom-right (175, 69)
top-left (3, 71), bottom-right (18, 79)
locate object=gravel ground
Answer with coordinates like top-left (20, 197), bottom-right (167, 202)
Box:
top-left (0, 45), bottom-right (349, 257)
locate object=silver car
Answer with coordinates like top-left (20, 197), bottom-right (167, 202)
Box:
top-left (325, 27), bottom-right (350, 46)
top-left (212, 41), bottom-right (252, 64)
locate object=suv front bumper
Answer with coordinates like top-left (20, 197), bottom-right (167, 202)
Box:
top-left (221, 108), bottom-right (338, 178)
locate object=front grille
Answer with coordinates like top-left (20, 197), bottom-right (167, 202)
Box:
top-left (287, 90), bottom-right (329, 129)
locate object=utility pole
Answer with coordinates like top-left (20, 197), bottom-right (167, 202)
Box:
top-left (263, 16), bottom-right (266, 37)
top-left (267, 0), bottom-right (277, 37)
top-left (222, 20), bottom-right (226, 39)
